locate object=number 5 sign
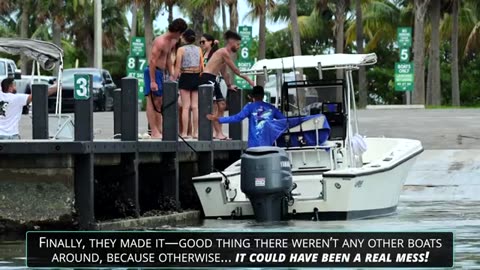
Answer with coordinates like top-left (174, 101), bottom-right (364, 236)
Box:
top-left (74, 74), bottom-right (91, 100)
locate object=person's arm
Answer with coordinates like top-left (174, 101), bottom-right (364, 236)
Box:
top-left (273, 107), bottom-right (286, 119)
top-left (167, 45), bottom-right (175, 80)
top-left (26, 84), bottom-right (58, 104)
top-left (207, 104), bottom-right (250, 124)
top-left (174, 47), bottom-right (184, 80)
top-left (222, 53), bottom-right (255, 87)
top-left (149, 41), bottom-right (161, 91)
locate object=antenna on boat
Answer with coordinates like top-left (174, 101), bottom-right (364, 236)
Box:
top-left (281, 57), bottom-right (291, 148)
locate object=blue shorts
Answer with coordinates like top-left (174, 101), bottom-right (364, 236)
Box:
top-left (143, 67), bottom-right (164, 97)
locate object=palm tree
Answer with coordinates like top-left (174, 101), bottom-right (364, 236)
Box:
top-left (356, 0), bottom-right (367, 107)
top-left (190, 0), bottom-right (219, 34)
top-left (144, 1), bottom-right (154, 58)
top-left (426, 0), bottom-right (441, 105)
top-left (226, 0), bottom-right (239, 31)
top-left (412, 0), bottom-right (431, 105)
top-left (451, 0), bottom-right (460, 106)
top-left (246, 0), bottom-right (275, 86)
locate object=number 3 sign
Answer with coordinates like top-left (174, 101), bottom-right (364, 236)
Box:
top-left (74, 74), bottom-right (91, 100)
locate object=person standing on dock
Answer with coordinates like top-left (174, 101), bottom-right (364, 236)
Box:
top-left (0, 78), bottom-right (57, 140)
top-left (199, 30), bottom-right (255, 141)
top-left (144, 18), bottom-right (187, 139)
top-left (206, 86), bottom-right (284, 147)
top-left (174, 29), bottom-right (203, 139)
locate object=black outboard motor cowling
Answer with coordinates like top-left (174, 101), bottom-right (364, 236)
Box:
top-left (241, 147), bottom-right (293, 222)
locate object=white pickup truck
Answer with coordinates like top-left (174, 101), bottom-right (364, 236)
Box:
top-left (0, 58), bottom-right (17, 82)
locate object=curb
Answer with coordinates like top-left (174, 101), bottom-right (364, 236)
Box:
top-left (366, 105), bottom-right (425, 110)
top-left (93, 210), bottom-right (201, 230)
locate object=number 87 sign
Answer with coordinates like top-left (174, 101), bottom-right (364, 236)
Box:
top-left (74, 74), bottom-right (91, 100)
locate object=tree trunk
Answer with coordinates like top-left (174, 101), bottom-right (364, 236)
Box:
top-left (52, 0), bottom-right (63, 76)
top-left (191, 7), bottom-right (204, 39)
top-left (130, 2), bottom-right (138, 45)
top-left (257, 0), bottom-right (267, 86)
top-left (335, 0), bottom-right (347, 101)
top-left (412, 0), bottom-right (430, 105)
top-left (20, 1), bottom-right (30, 75)
top-left (426, 50), bottom-right (433, 105)
top-left (228, 0), bottom-right (238, 32)
top-left (430, 0), bottom-right (441, 105)
top-left (221, 0), bottom-right (227, 32)
top-left (168, 4), bottom-right (173, 25)
top-left (144, 1), bottom-right (154, 60)
top-left (451, 0), bottom-right (460, 106)
top-left (356, 0), bottom-right (367, 107)
top-left (289, 0), bottom-right (305, 107)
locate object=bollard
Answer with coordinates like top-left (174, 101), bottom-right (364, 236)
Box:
top-left (73, 74), bottom-right (94, 229)
top-left (120, 78), bottom-right (138, 141)
top-left (198, 84), bottom-right (214, 175)
top-left (162, 81), bottom-right (178, 141)
top-left (227, 89), bottom-right (242, 140)
top-left (113, 88), bottom-right (121, 139)
top-left (31, 83), bottom-right (49, 139)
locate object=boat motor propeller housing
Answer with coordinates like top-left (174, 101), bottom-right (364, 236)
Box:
top-left (240, 147), bottom-right (293, 222)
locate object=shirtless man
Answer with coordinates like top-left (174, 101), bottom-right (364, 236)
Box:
top-left (199, 30), bottom-right (255, 140)
top-left (144, 18), bottom-right (187, 139)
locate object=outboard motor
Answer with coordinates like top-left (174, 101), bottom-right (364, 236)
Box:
top-left (241, 147), bottom-right (293, 222)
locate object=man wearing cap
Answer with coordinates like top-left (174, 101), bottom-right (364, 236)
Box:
top-left (207, 86), bottom-right (285, 147)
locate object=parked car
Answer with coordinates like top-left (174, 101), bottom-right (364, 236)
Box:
top-left (48, 68), bottom-right (116, 113)
top-left (21, 75), bottom-right (57, 114)
top-left (0, 58), bottom-right (17, 81)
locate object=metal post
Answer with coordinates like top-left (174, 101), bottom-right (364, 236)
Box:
top-left (74, 74), bottom-right (94, 229)
top-left (120, 78), bottom-right (140, 216)
top-left (113, 88), bottom-right (121, 139)
top-left (162, 81), bottom-right (178, 141)
top-left (93, 0), bottom-right (102, 68)
top-left (31, 84), bottom-right (48, 139)
top-left (121, 78), bottom-right (138, 141)
top-left (227, 89), bottom-right (243, 140)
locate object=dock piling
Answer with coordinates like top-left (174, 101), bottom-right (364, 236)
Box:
top-left (31, 83), bottom-right (49, 139)
top-left (74, 74), bottom-right (95, 229)
top-left (113, 88), bottom-right (121, 139)
top-left (120, 78), bottom-right (140, 217)
top-left (198, 84), bottom-right (214, 175)
top-left (227, 89), bottom-right (242, 140)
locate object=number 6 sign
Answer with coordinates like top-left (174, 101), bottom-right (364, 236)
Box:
top-left (74, 74), bottom-right (91, 100)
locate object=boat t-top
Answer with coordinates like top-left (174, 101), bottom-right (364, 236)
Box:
top-left (193, 53), bottom-right (423, 221)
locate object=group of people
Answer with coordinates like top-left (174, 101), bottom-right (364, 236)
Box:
top-left (0, 17), bottom-right (285, 147)
top-left (143, 18), bottom-right (255, 140)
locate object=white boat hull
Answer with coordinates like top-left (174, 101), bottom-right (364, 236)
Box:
top-left (193, 137), bottom-right (423, 220)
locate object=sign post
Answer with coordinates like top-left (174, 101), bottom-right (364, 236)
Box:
top-left (235, 26), bottom-right (254, 91)
top-left (395, 27), bottom-right (413, 104)
top-left (127, 37), bottom-right (147, 110)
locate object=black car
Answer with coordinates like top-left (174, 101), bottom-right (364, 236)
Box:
top-left (48, 68), bottom-right (116, 113)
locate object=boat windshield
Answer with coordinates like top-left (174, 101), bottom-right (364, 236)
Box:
top-left (282, 80), bottom-right (345, 116)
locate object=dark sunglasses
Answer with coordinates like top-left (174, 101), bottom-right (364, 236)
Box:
top-left (200, 40), bottom-right (206, 44)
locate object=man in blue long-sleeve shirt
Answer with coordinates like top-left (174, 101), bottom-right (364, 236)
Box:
top-left (207, 86), bottom-right (285, 147)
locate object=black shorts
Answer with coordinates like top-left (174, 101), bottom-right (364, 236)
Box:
top-left (178, 73), bottom-right (200, 91)
top-left (199, 73), bottom-right (224, 101)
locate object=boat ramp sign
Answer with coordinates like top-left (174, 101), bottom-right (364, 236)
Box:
top-left (394, 62), bottom-right (414, 91)
top-left (127, 37), bottom-right (147, 105)
top-left (235, 26), bottom-right (254, 90)
top-left (395, 27), bottom-right (414, 92)
top-left (74, 74), bottom-right (90, 100)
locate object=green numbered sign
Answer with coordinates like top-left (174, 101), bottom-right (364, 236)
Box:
top-left (130, 37), bottom-right (146, 57)
top-left (137, 57), bottom-right (147, 71)
top-left (74, 74), bottom-right (90, 100)
top-left (399, 48), bottom-right (410, 62)
top-left (127, 56), bottom-right (137, 73)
